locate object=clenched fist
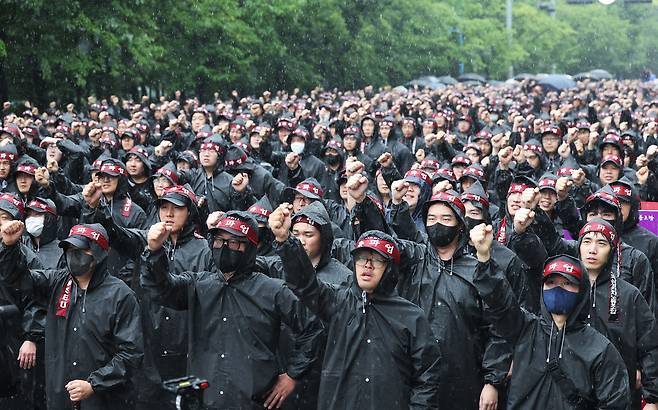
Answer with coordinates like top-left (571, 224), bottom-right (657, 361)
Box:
top-left (268, 203), bottom-right (293, 242)
top-left (555, 177), bottom-right (573, 201)
top-left (469, 223), bottom-right (493, 262)
top-left (521, 187), bottom-right (540, 210)
top-left (513, 208), bottom-right (535, 235)
top-left (391, 180), bottom-right (409, 205)
top-left (1, 220), bottom-right (24, 246)
top-left (34, 167), bottom-right (50, 188)
top-left (147, 222), bottom-right (171, 252)
top-left (377, 152), bottom-right (394, 168)
top-left (231, 172), bottom-right (250, 193)
top-left (285, 152), bottom-right (300, 170)
top-left (82, 182), bottom-right (102, 208)
top-left (347, 174), bottom-right (369, 203)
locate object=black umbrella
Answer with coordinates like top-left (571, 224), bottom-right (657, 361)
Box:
top-left (513, 73), bottom-right (536, 81)
top-left (589, 69), bottom-right (613, 80)
top-left (573, 72), bottom-right (593, 81)
top-left (538, 74), bottom-right (576, 91)
top-left (458, 73), bottom-right (486, 83)
top-left (437, 75), bottom-right (458, 85)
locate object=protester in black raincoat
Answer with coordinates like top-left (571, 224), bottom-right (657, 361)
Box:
top-left (342, 173), bottom-right (513, 410)
top-left (471, 231), bottom-right (630, 409)
top-left (0, 222), bottom-right (144, 410)
top-left (269, 201), bottom-right (442, 410)
top-left (97, 184), bottom-right (213, 410)
top-left (23, 197), bottom-right (61, 269)
top-left (141, 211), bottom-right (324, 410)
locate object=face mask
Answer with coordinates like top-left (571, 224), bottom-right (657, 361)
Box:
top-left (464, 216), bottom-right (484, 233)
top-left (25, 216), bottom-right (45, 237)
top-left (490, 114), bottom-right (499, 122)
top-left (290, 142), bottom-right (305, 154)
top-left (212, 248), bottom-right (242, 274)
top-left (426, 222), bottom-right (461, 248)
top-left (325, 154), bottom-right (341, 166)
top-left (543, 286), bottom-right (579, 315)
top-left (66, 249), bottom-right (96, 277)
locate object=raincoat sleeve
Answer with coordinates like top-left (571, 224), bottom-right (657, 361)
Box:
top-left (380, 163), bottom-right (403, 188)
top-left (331, 237), bottom-right (355, 265)
top-left (592, 343), bottom-right (631, 410)
top-left (524, 209), bottom-right (578, 258)
top-left (472, 259), bottom-right (530, 345)
top-left (409, 313), bottom-right (442, 410)
top-left (351, 195), bottom-right (393, 239)
top-left (0, 243), bottom-right (56, 302)
top-left (87, 291), bottom-right (144, 392)
top-left (555, 195), bottom-right (584, 239)
top-left (94, 201), bottom-right (148, 258)
top-left (274, 285), bottom-right (324, 380)
top-left (635, 290), bottom-right (658, 403)
top-left (388, 201), bottom-right (423, 242)
top-left (141, 248), bottom-right (192, 310)
top-left (50, 191), bottom-right (85, 218)
top-left (274, 235), bottom-right (340, 323)
top-left (627, 250), bottom-right (656, 315)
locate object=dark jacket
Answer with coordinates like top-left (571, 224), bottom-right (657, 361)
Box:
top-left (183, 167), bottom-right (255, 213)
top-left (0, 243), bottom-right (144, 410)
top-left (473, 259), bottom-right (630, 409)
top-left (587, 267), bottom-right (658, 407)
top-left (275, 232), bottom-right (442, 410)
top-left (140, 245), bottom-right (324, 410)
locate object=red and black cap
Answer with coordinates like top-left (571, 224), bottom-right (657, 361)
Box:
top-left (423, 190), bottom-right (466, 226)
top-left (27, 197), bottom-right (57, 216)
top-left (352, 231), bottom-right (400, 265)
top-left (158, 185), bottom-right (197, 208)
top-left (543, 254), bottom-right (583, 285)
top-left (0, 193), bottom-right (25, 220)
top-left (59, 223), bottom-right (110, 262)
top-left (209, 211), bottom-right (259, 245)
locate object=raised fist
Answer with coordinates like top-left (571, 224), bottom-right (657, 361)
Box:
top-left (147, 222), bottom-right (171, 251)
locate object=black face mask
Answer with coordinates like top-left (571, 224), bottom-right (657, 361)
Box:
top-left (66, 249), bottom-right (96, 277)
top-left (464, 216), bottom-right (484, 232)
top-left (426, 222), bottom-right (461, 248)
top-left (212, 248), bottom-right (242, 274)
top-left (325, 155), bottom-right (341, 167)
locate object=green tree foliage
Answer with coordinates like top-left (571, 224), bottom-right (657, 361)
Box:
top-left (1, 0), bottom-right (657, 104)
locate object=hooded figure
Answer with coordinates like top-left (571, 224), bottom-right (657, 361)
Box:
top-left (611, 177), bottom-right (658, 295)
top-left (0, 223), bottom-right (144, 410)
top-left (282, 177), bottom-right (350, 238)
top-left (276, 126), bottom-right (327, 187)
top-left (545, 185), bottom-right (656, 310)
top-left (183, 135), bottom-right (255, 213)
top-left (224, 145), bottom-right (287, 207)
top-left (473, 254), bottom-right (630, 409)
top-left (24, 197), bottom-right (61, 269)
top-left (319, 139), bottom-right (346, 202)
top-left (274, 228), bottom-right (442, 409)
top-left (95, 184), bottom-right (213, 409)
top-left (141, 211), bottom-right (324, 410)
top-left (576, 219), bottom-right (658, 408)
top-left (350, 191), bottom-right (514, 409)
top-left (124, 146), bottom-right (156, 212)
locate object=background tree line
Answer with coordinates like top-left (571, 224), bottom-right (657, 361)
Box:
top-left (1, 0), bottom-right (657, 105)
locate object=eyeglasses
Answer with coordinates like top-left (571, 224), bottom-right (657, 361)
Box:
top-left (354, 254), bottom-right (388, 269)
top-left (213, 237), bottom-right (248, 251)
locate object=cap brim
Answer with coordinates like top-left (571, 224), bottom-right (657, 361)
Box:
top-left (543, 272), bottom-right (579, 285)
top-left (59, 236), bottom-right (91, 250)
top-left (351, 245), bottom-right (391, 262)
top-left (97, 171), bottom-right (121, 177)
top-left (283, 187), bottom-right (320, 202)
top-left (209, 226), bottom-right (247, 238)
top-left (539, 186), bottom-right (557, 193)
top-left (157, 195), bottom-right (187, 207)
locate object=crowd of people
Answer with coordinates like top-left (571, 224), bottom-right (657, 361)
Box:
top-left (0, 77), bottom-right (658, 410)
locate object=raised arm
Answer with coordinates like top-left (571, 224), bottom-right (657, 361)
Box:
top-left (270, 204), bottom-right (340, 322)
top-left (140, 222), bottom-right (193, 310)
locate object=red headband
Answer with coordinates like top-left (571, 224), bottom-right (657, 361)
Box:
top-left (163, 185), bottom-right (197, 204)
top-left (68, 225), bottom-right (109, 251)
top-left (586, 191), bottom-right (620, 208)
top-left (557, 167), bottom-right (574, 177)
top-left (213, 216), bottom-right (258, 245)
top-left (404, 169), bottom-right (432, 186)
top-left (579, 220), bottom-right (619, 246)
top-left (539, 178), bottom-right (557, 189)
top-left (461, 192), bottom-right (490, 209)
top-left (543, 259), bottom-right (583, 280)
top-left (508, 183), bottom-right (531, 195)
top-left (296, 182), bottom-right (323, 198)
top-left (248, 205), bottom-right (271, 218)
top-left (99, 163), bottom-right (126, 176)
top-left (156, 167), bottom-right (179, 183)
top-left (225, 153), bottom-right (248, 168)
top-left (355, 236), bottom-right (400, 264)
top-left (128, 147), bottom-right (149, 158)
top-left (0, 193), bottom-right (25, 217)
top-left (610, 184), bottom-right (632, 199)
top-left (200, 142), bottom-right (223, 153)
top-left (0, 151), bottom-right (17, 161)
top-left (420, 159), bottom-right (440, 170)
top-left (523, 144), bottom-right (542, 154)
top-left (429, 192), bottom-right (466, 215)
top-left (452, 155), bottom-right (471, 166)
top-left (462, 166), bottom-right (485, 180)
top-left (28, 199), bottom-right (57, 216)
top-left (16, 164), bottom-right (37, 175)
top-left (292, 215), bottom-right (319, 228)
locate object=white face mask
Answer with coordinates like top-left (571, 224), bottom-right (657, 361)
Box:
top-left (290, 142), bottom-right (305, 154)
top-left (25, 216), bottom-right (45, 237)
